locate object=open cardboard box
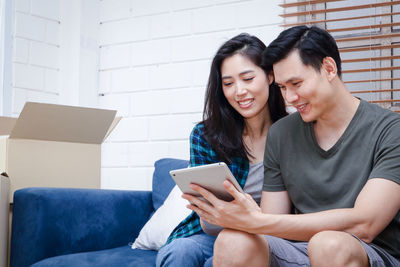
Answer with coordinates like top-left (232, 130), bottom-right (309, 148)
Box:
top-left (0, 173), bottom-right (9, 267)
top-left (0, 102), bottom-right (121, 203)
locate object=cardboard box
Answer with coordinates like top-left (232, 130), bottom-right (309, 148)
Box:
top-left (0, 173), bottom-right (9, 267)
top-left (0, 102), bottom-right (121, 202)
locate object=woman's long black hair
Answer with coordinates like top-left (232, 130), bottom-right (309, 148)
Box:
top-left (202, 33), bottom-right (287, 163)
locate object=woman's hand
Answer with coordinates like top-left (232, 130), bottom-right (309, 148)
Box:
top-left (182, 180), bottom-right (262, 233)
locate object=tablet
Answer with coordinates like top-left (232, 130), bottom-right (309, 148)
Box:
top-left (169, 162), bottom-right (244, 202)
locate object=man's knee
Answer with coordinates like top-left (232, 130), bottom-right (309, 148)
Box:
top-left (213, 229), bottom-right (269, 267)
top-left (308, 231), bottom-right (348, 254)
top-left (156, 238), bottom-right (203, 267)
top-left (308, 230), bottom-right (369, 267)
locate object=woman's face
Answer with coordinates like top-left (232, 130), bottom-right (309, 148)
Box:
top-left (221, 53), bottom-right (271, 120)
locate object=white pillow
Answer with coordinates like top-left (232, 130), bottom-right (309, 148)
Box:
top-left (131, 185), bottom-right (191, 250)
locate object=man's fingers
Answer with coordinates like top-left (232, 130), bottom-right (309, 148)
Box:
top-left (182, 193), bottom-right (215, 214)
top-left (245, 193), bottom-right (253, 200)
top-left (223, 180), bottom-right (245, 201)
top-left (186, 204), bottom-right (214, 224)
top-left (189, 183), bottom-right (221, 205)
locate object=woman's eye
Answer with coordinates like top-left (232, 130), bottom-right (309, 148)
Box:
top-left (224, 82), bottom-right (233, 86)
top-left (244, 77), bottom-right (254, 81)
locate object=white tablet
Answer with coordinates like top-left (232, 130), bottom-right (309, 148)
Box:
top-left (169, 162), bottom-right (244, 202)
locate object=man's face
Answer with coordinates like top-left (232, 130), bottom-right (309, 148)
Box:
top-left (273, 50), bottom-right (334, 123)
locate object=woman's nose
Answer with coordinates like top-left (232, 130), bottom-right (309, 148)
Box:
top-left (235, 82), bottom-right (247, 96)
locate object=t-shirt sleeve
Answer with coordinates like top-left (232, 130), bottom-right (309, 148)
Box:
top-left (369, 119), bottom-right (400, 185)
top-left (263, 126), bottom-right (286, 191)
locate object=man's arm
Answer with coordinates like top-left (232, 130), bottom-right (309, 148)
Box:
top-left (200, 190), bottom-right (292, 235)
top-left (185, 178), bottom-right (400, 243)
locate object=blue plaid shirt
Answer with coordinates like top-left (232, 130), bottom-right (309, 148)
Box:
top-left (166, 123), bottom-right (249, 244)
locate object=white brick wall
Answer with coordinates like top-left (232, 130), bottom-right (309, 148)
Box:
top-left (12, 0), bottom-right (61, 114)
top-left (99, 0), bottom-right (282, 190)
top-left (8, 0), bottom-right (282, 191)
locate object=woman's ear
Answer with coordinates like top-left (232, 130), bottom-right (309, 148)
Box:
top-left (267, 71), bottom-right (274, 86)
top-left (322, 57), bottom-right (337, 82)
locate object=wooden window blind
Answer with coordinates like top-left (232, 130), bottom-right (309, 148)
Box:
top-left (280, 0), bottom-right (400, 112)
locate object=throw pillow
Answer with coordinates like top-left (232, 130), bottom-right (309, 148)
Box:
top-left (131, 185), bottom-right (191, 250)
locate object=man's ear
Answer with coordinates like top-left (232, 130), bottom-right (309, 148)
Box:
top-left (322, 57), bottom-right (337, 82)
top-left (267, 71), bottom-right (274, 86)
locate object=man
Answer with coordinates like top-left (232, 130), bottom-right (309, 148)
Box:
top-left (183, 26), bottom-right (400, 266)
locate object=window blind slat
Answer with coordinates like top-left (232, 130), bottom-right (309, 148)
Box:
top-left (282, 12), bottom-right (400, 28)
top-left (350, 89), bottom-right (400, 94)
top-left (342, 66), bottom-right (400, 74)
top-left (342, 56), bottom-right (400, 63)
top-left (329, 22), bottom-right (400, 33)
top-left (344, 78), bottom-right (400, 84)
top-left (279, 0), bottom-right (343, 8)
top-left (339, 44), bottom-right (400, 53)
top-left (370, 99), bottom-right (400, 103)
top-left (280, 1), bottom-right (400, 18)
top-left (336, 33), bottom-right (400, 43)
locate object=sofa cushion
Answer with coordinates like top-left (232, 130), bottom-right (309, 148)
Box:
top-left (31, 245), bottom-right (157, 267)
top-left (152, 158), bottom-right (189, 211)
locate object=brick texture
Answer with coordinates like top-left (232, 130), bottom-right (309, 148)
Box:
top-left (12, 0), bottom-right (61, 114)
top-left (98, 0), bottom-right (281, 190)
top-left (10, 0), bottom-right (282, 190)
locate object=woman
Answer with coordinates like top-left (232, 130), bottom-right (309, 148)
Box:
top-left (156, 33), bottom-right (287, 267)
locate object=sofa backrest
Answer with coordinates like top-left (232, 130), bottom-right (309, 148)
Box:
top-left (152, 158), bottom-right (189, 211)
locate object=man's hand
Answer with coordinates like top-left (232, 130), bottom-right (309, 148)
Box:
top-left (182, 180), bottom-right (262, 232)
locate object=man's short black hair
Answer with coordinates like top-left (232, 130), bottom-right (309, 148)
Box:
top-left (263, 25), bottom-right (342, 77)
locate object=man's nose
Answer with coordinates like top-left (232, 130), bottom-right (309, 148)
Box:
top-left (284, 88), bottom-right (298, 103)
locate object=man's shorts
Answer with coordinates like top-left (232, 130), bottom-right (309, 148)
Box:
top-left (265, 235), bottom-right (400, 267)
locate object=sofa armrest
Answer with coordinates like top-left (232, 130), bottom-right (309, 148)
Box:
top-left (10, 187), bottom-right (153, 267)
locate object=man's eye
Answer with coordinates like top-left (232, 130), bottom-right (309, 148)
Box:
top-left (293, 82), bottom-right (302, 87)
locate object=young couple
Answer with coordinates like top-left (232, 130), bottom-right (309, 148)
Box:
top-left (157, 26), bottom-right (400, 267)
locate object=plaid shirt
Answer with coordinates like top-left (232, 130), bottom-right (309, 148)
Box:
top-left (166, 123), bottom-right (249, 244)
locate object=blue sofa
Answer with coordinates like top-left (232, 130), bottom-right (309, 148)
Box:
top-left (10, 158), bottom-right (189, 267)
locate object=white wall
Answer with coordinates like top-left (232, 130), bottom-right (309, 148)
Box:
top-left (12, 0), bottom-right (61, 114)
top-left (8, 0), bottom-right (282, 191)
top-left (1, 0), bottom-right (13, 116)
top-left (0, 0), bottom-right (4, 115)
top-left (11, 0), bottom-right (100, 113)
top-left (98, 0), bottom-right (282, 191)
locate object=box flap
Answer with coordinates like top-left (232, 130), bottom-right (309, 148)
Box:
top-left (0, 117), bottom-right (17, 136)
top-left (9, 102), bottom-right (116, 144)
top-left (104, 116), bottom-right (122, 141)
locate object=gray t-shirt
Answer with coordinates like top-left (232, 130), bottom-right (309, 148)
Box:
top-left (263, 99), bottom-right (400, 259)
top-left (243, 161), bottom-right (264, 205)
